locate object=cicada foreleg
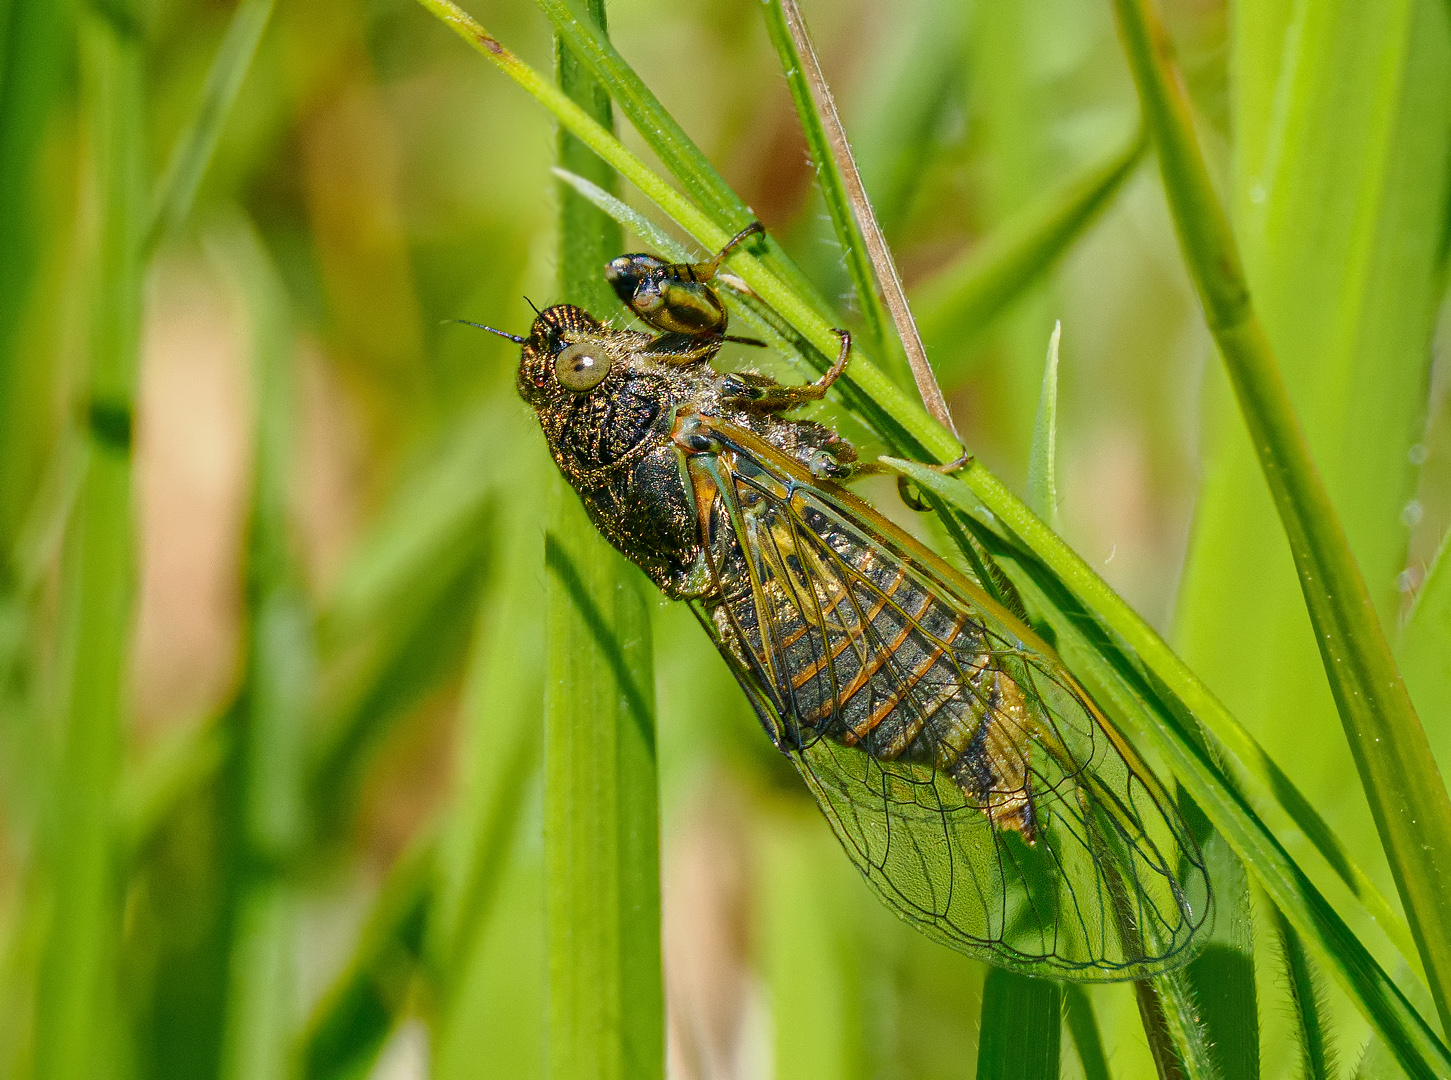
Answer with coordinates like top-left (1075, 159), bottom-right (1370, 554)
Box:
top-left (720, 328), bottom-right (852, 412)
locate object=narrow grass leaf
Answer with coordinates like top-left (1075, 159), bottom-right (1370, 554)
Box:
top-left (147, 0), bottom-right (276, 251)
top-left (1111, 0), bottom-right (1451, 1036)
top-left (1399, 527), bottom-right (1451, 768)
top-left (546, 6), bottom-right (663, 1079)
top-left (299, 836), bottom-right (434, 1080)
top-left (1063, 986), bottom-right (1112, 1080)
top-left (884, 458), bottom-right (1451, 1077)
top-left (34, 12), bottom-right (145, 1080)
top-left (431, 450), bottom-right (544, 1011)
top-left (1272, 904), bottom-right (1338, 1080)
top-left (550, 167), bottom-right (683, 258)
top-left (913, 133), bottom-right (1145, 387)
top-left (760, 0), bottom-right (895, 368)
top-left (0, 0), bottom-right (71, 551)
top-left (769, 0), bottom-right (957, 438)
top-left (975, 969), bottom-right (1061, 1080)
top-left (1027, 321), bottom-right (1062, 532)
top-left (211, 215), bottom-right (310, 1080)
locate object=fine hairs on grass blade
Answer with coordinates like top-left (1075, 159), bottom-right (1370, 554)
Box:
top-left (886, 458), bottom-right (1450, 1075)
top-left (1272, 905), bottom-right (1337, 1080)
top-left (1111, 0), bottom-right (1451, 1040)
top-left (33, 10), bottom-right (145, 1080)
top-left (975, 970), bottom-right (1061, 1079)
top-left (547, 4), bottom-right (664, 1078)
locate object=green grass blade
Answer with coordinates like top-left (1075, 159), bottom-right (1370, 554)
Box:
top-left (975, 970), bottom-right (1061, 1079)
top-left (1272, 905), bottom-right (1338, 1080)
top-left (1111, 0), bottom-right (1451, 1036)
top-left (759, 818), bottom-right (868, 1080)
top-left (884, 458), bottom-right (1451, 1077)
top-left (211, 215), bottom-right (309, 1080)
top-left (1027, 322), bottom-right (1062, 532)
top-left (299, 835), bottom-right (434, 1080)
top-left (34, 11), bottom-right (145, 1079)
top-left (1063, 986), bottom-right (1111, 1080)
top-left (1184, 832), bottom-right (1259, 1080)
top-left (1399, 527), bottom-right (1451, 767)
top-left (760, 0), bottom-right (894, 367)
top-left (551, 168), bottom-right (683, 257)
top-left (0, 0), bottom-right (70, 552)
top-left (913, 133), bottom-right (1145, 387)
top-left (546, 5), bottom-right (663, 1078)
top-left (146, 0), bottom-right (276, 252)
top-left (431, 452), bottom-right (543, 1007)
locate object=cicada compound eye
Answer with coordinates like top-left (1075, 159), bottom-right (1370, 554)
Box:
top-left (554, 342), bottom-right (612, 393)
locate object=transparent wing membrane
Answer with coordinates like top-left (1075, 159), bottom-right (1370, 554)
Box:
top-left (691, 423), bottom-right (1209, 980)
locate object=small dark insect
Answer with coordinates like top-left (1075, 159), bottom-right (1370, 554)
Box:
top-left (494, 229), bottom-right (1209, 980)
top-left (604, 221), bottom-right (767, 360)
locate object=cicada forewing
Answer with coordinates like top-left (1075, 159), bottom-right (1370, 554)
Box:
top-left (686, 419), bottom-right (1209, 981)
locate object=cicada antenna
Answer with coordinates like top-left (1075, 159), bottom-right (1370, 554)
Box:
top-left (523, 296), bottom-right (542, 316)
top-left (450, 319), bottom-right (525, 344)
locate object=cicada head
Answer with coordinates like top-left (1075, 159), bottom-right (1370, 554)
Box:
top-left (513, 302), bottom-right (711, 594)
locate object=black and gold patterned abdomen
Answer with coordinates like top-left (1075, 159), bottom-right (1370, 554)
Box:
top-left (706, 460), bottom-right (1040, 837)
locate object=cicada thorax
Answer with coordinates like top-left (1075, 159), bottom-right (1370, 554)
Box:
top-left (692, 435), bottom-right (1042, 840)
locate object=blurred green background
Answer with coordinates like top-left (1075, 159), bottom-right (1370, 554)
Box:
top-left (0, 0), bottom-right (1448, 1076)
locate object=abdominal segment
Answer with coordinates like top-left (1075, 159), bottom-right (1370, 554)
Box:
top-left (708, 487), bottom-right (1040, 841)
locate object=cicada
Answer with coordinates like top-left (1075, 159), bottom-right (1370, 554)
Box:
top-left (495, 229), bottom-right (1210, 980)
